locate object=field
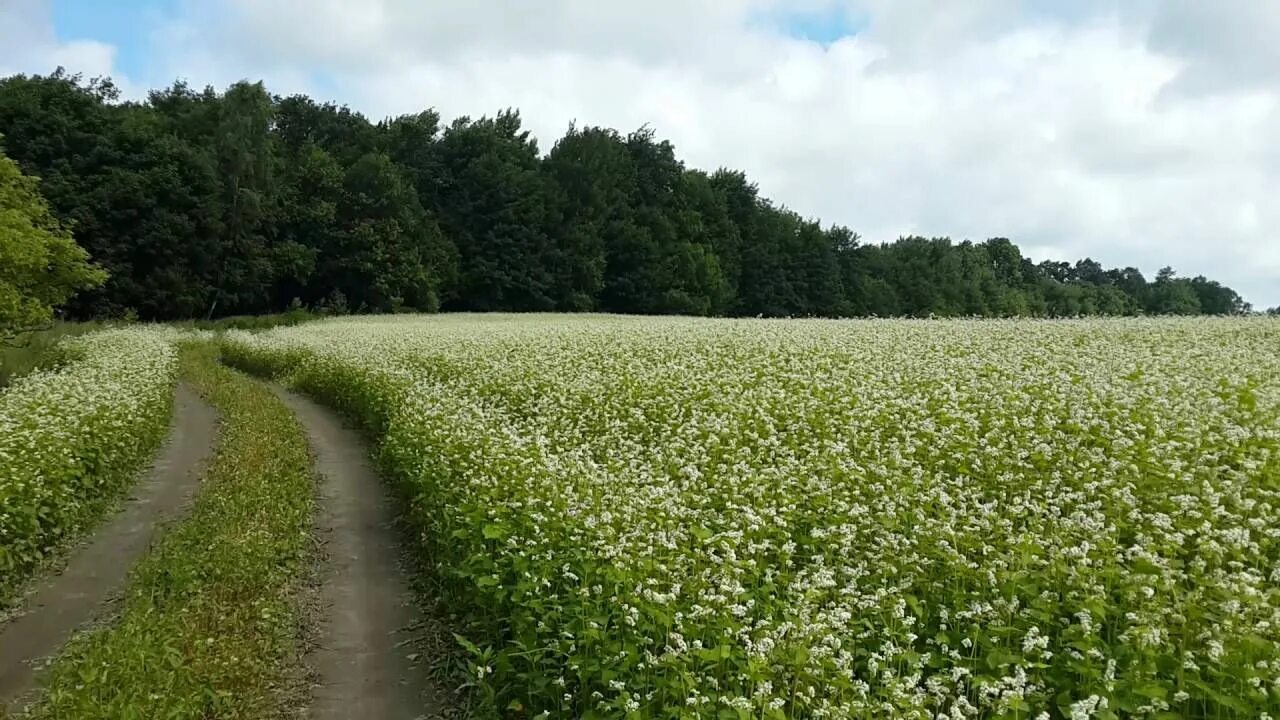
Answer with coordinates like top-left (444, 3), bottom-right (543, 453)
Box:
top-left (0, 322), bottom-right (108, 390)
top-left (0, 328), bottom-right (178, 598)
top-left (0, 315), bottom-right (1277, 718)
top-left (220, 315), bottom-right (1280, 719)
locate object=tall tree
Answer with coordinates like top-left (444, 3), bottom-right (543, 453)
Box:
top-left (0, 70), bottom-right (1252, 321)
top-left (1148, 266), bottom-right (1202, 315)
top-left (326, 152), bottom-right (454, 312)
top-left (542, 125), bottom-right (627, 311)
top-left (434, 111), bottom-right (558, 311)
top-left (205, 81), bottom-right (277, 316)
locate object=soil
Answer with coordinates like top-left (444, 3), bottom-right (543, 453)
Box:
top-left (273, 388), bottom-right (441, 720)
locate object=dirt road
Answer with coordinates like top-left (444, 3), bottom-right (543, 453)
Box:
top-left (0, 383), bottom-right (218, 711)
top-left (274, 389), bottom-right (438, 720)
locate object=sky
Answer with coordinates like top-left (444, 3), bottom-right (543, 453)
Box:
top-left (1, 0), bottom-right (1277, 309)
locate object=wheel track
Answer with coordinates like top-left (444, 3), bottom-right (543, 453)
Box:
top-left (0, 383), bottom-right (218, 712)
top-left (272, 387), bottom-right (439, 720)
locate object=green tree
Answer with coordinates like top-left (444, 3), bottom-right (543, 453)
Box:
top-left (542, 125), bottom-right (627, 311)
top-left (1189, 275), bottom-right (1249, 314)
top-left (205, 81), bottom-right (279, 316)
top-left (0, 145), bottom-right (105, 337)
top-left (272, 143), bottom-right (338, 307)
top-left (712, 170), bottom-right (796, 316)
top-left (328, 152), bottom-right (455, 312)
top-left (0, 69), bottom-right (1254, 322)
top-left (1148, 266), bottom-right (1202, 315)
top-left (275, 95), bottom-right (381, 167)
top-left (434, 111), bottom-right (558, 311)
top-left (595, 128), bottom-right (732, 315)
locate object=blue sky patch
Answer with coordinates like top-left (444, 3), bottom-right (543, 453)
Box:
top-left (773, 5), bottom-right (865, 46)
top-left (51, 0), bottom-right (172, 79)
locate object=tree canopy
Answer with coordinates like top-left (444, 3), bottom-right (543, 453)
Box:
top-left (0, 70), bottom-right (1253, 320)
top-left (0, 140), bottom-right (105, 338)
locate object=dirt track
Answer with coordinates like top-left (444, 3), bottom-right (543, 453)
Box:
top-left (0, 383), bottom-right (218, 712)
top-left (274, 388), bottom-right (437, 720)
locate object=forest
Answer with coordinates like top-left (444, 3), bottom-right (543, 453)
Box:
top-left (0, 69), bottom-right (1255, 321)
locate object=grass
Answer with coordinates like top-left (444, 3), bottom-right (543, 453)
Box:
top-left (25, 343), bottom-right (315, 719)
top-left (177, 309), bottom-right (321, 333)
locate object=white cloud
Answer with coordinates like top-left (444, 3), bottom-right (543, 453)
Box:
top-left (0, 0), bottom-right (123, 85)
top-left (6, 0), bottom-right (1280, 307)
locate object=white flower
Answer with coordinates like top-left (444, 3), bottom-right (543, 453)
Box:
top-left (224, 315), bottom-right (1280, 716)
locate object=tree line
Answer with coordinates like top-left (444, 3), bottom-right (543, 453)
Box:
top-left (0, 70), bottom-right (1256, 321)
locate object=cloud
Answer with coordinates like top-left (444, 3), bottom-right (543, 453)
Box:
top-left (0, 0), bottom-right (121, 81)
top-left (1145, 0), bottom-right (1280, 97)
top-left (4, 0), bottom-right (1279, 307)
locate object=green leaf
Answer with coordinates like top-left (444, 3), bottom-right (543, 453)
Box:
top-left (1132, 682), bottom-right (1168, 700)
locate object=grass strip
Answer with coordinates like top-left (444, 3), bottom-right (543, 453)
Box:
top-left (25, 343), bottom-right (314, 719)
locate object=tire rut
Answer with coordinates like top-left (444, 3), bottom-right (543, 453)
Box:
top-left (0, 383), bottom-right (219, 712)
top-left (272, 388), bottom-right (438, 720)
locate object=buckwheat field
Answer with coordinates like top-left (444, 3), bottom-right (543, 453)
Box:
top-left (224, 315), bottom-right (1280, 719)
top-left (0, 328), bottom-right (179, 597)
